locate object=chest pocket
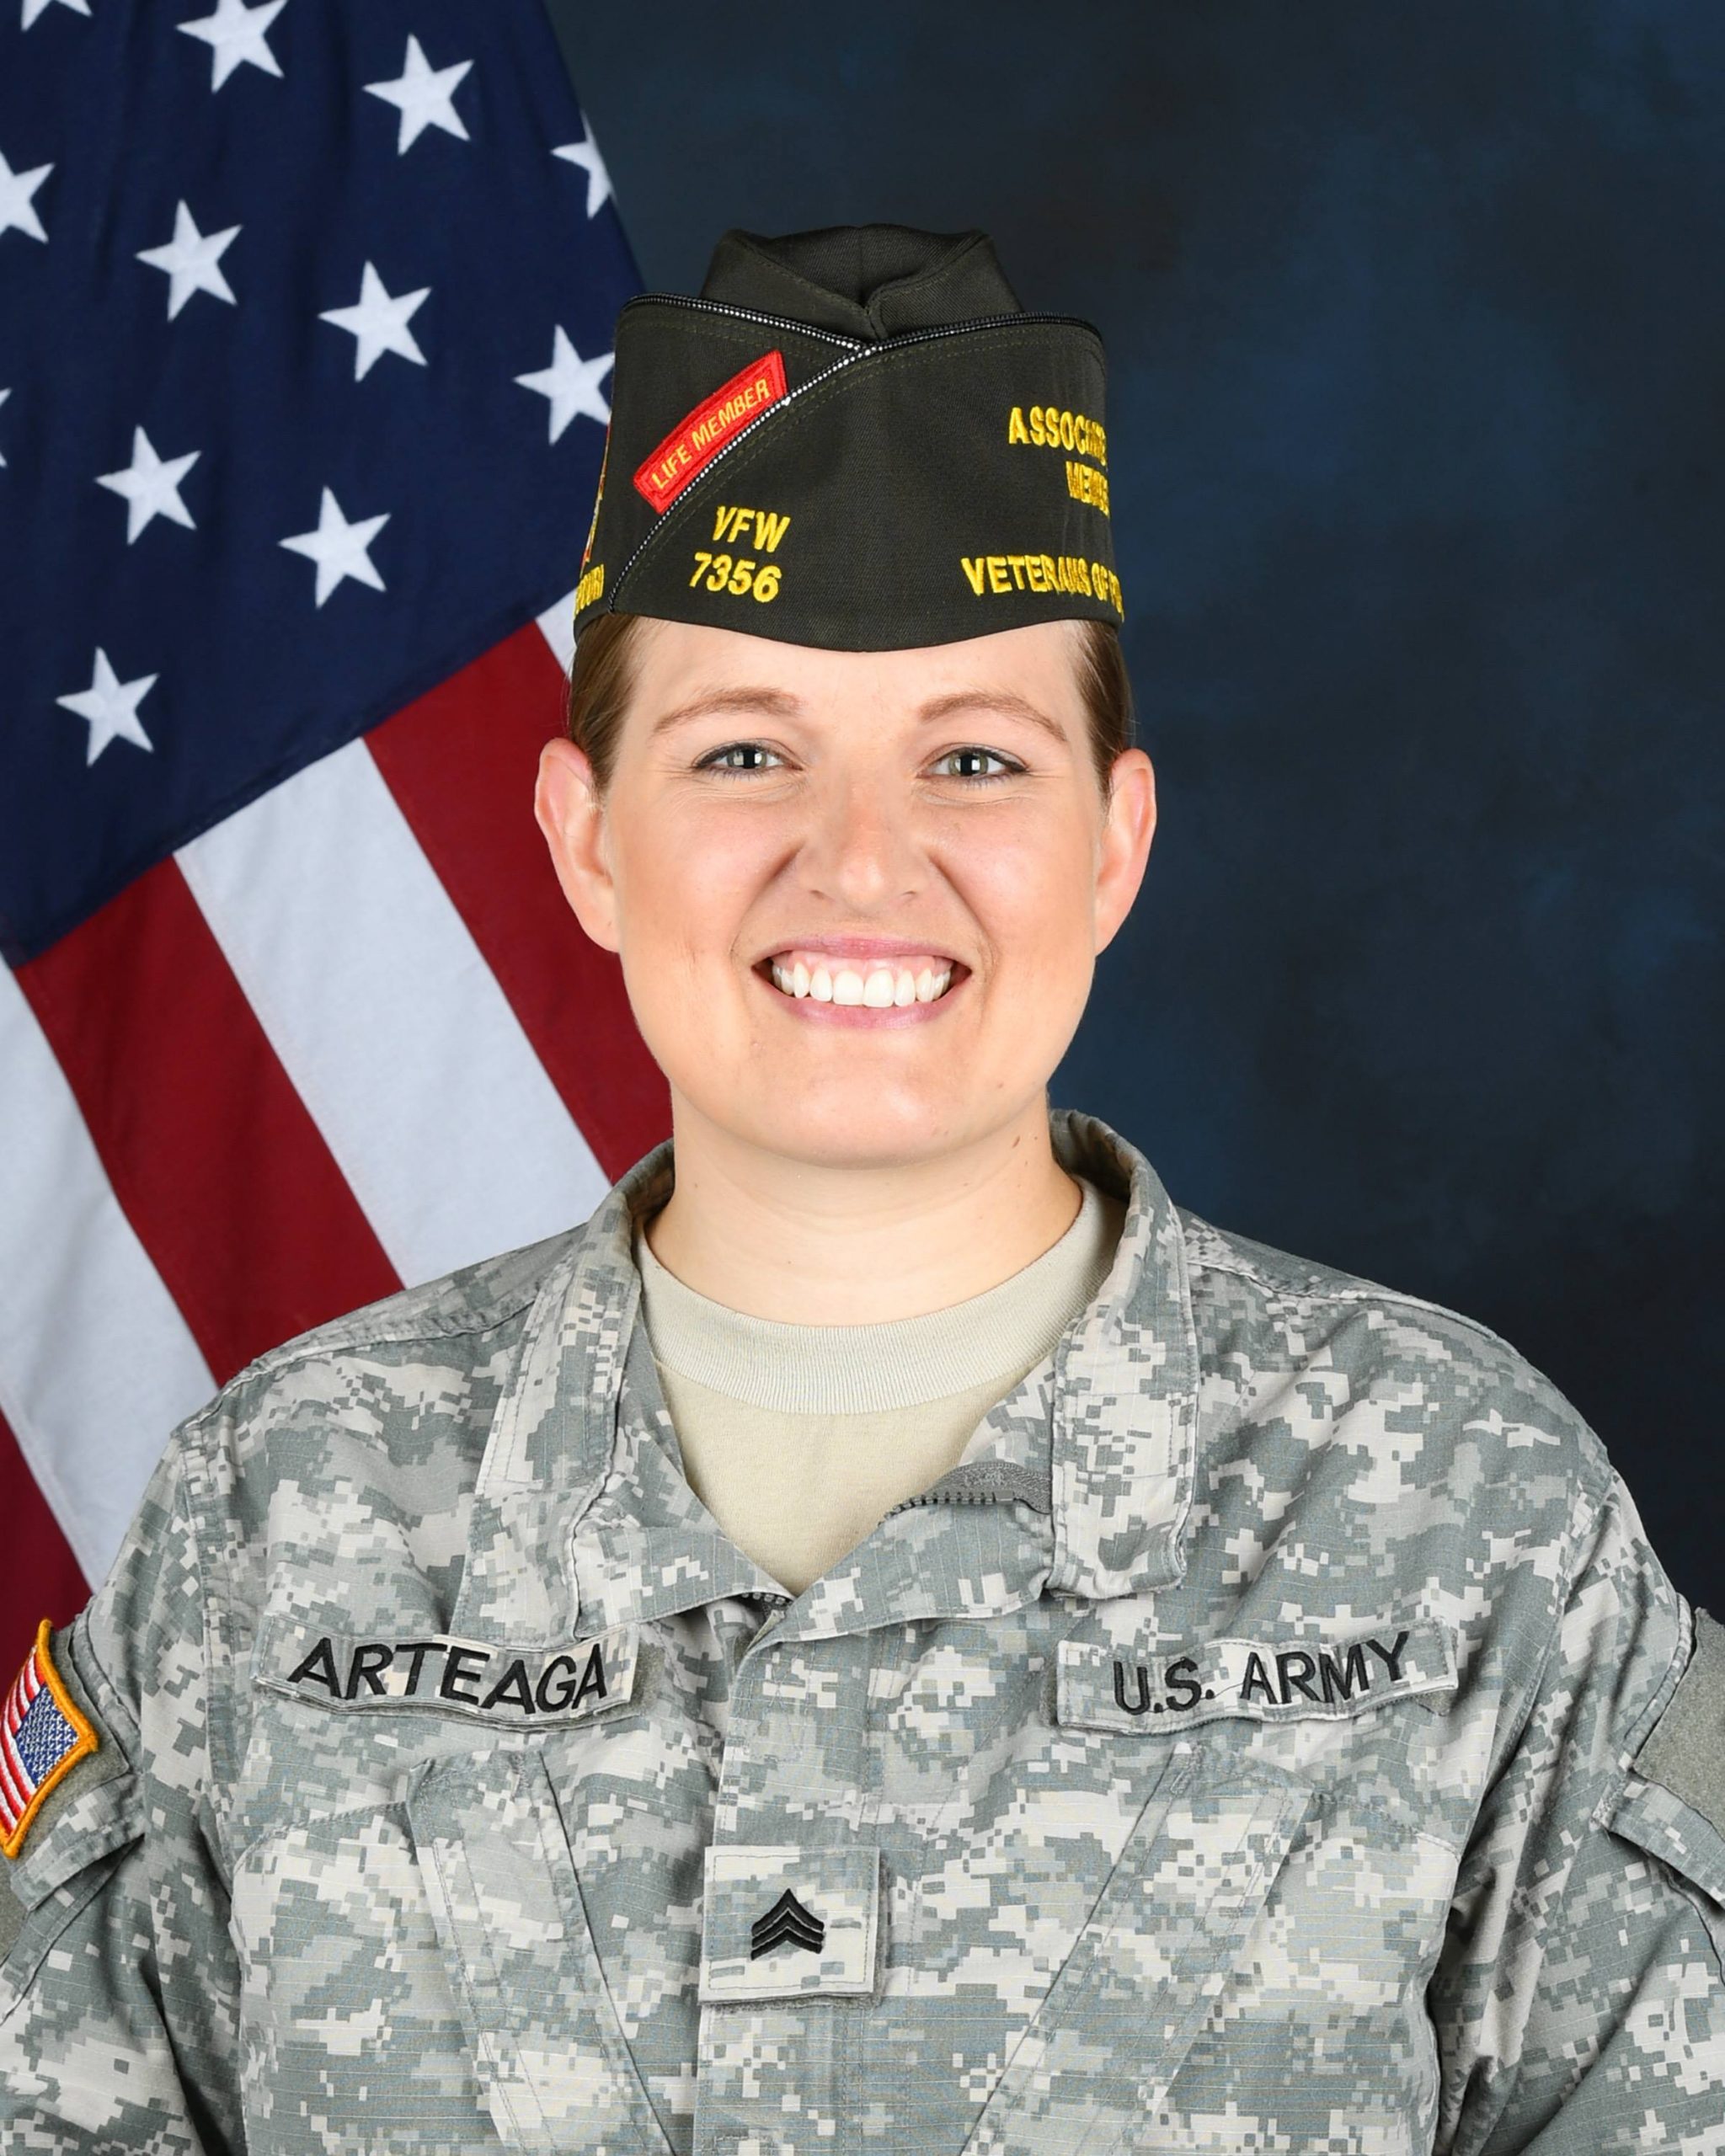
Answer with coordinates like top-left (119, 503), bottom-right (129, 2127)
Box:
top-left (956, 1747), bottom-right (1455, 2156)
top-left (964, 1749), bottom-right (1316, 2156)
top-left (229, 1748), bottom-right (675, 2156)
top-left (990, 1623), bottom-right (1462, 2154)
top-left (1158, 1778), bottom-right (1455, 2152)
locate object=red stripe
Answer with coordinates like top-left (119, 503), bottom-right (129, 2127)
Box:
top-left (0, 1411), bottom-right (88, 1683)
top-left (0, 1710), bottom-right (32, 1814)
top-left (15, 857), bottom-right (401, 1388)
top-left (2, 1749), bottom-right (31, 1818)
top-left (367, 623), bottom-right (670, 1183)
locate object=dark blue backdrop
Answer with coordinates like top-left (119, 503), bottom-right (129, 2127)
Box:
top-left (547, 1), bottom-right (1723, 1609)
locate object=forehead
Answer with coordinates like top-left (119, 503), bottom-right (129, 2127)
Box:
top-left (626, 617), bottom-right (1088, 731)
top-left (625, 621), bottom-right (1091, 763)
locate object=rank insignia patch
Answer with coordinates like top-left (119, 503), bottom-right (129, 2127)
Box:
top-left (0, 1620), bottom-right (99, 1859)
top-left (750, 1888), bottom-right (826, 1960)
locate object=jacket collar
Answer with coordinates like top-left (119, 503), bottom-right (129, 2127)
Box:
top-left (450, 1107), bottom-right (1199, 1642)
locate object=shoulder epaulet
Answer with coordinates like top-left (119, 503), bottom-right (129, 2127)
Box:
top-left (1181, 1205), bottom-right (1523, 1361)
top-left (217, 1224), bottom-right (580, 1398)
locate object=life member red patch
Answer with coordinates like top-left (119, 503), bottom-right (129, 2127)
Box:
top-left (633, 350), bottom-right (787, 512)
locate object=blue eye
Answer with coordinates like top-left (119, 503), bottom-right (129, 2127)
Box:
top-left (696, 742), bottom-right (785, 775)
top-left (932, 747), bottom-right (1022, 783)
top-left (692, 743), bottom-right (1024, 782)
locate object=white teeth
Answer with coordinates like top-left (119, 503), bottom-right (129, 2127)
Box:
top-left (767, 956), bottom-right (955, 1005)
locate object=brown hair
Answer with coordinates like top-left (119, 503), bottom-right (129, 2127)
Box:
top-left (563, 612), bottom-right (1135, 799)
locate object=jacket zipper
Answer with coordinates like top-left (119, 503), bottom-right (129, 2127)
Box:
top-left (879, 1486), bottom-right (1006, 1518)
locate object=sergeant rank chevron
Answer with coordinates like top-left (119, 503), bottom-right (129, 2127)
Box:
top-left (750, 1889), bottom-right (826, 1960)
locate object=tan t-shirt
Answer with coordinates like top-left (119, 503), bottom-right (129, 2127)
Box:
top-left (633, 1175), bottom-right (1125, 1595)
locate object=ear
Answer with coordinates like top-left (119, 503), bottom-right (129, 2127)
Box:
top-left (1092, 747), bottom-right (1157, 956)
top-left (534, 736), bottom-right (621, 954)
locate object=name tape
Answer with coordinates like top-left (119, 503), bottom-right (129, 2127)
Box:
top-left (256, 1621), bottom-right (641, 1725)
top-left (1058, 1619), bottom-right (1458, 1735)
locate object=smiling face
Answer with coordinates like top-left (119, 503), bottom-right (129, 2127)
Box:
top-left (534, 616), bottom-right (1156, 1174)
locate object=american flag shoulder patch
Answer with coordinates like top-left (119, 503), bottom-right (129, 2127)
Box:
top-left (0, 1620), bottom-right (99, 1860)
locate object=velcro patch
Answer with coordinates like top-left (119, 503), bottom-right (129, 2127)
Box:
top-left (1632, 1606), bottom-right (1725, 1841)
top-left (256, 1620), bottom-right (641, 1726)
top-left (633, 349), bottom-right (788, 511)
top-left (1058, 1618), bottom-right (1458, 1736)
top-left (699, 1844), bottom-right (884, 2004)
top-left (1, 1621), bottom-right (99, 1860)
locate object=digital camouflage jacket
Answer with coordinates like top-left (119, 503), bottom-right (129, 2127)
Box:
top-left (3, 1107), bottom-right (1722, 2154)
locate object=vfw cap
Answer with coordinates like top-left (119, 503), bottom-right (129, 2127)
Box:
top-left (572, 223), bottom-right (1121, 653)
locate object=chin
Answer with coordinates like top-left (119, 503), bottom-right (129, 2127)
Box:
top-left (729, 1086), bottom-right (976, 1168)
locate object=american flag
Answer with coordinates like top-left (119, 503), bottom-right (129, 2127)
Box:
top-left (0, 0), bottom-right (668, 1663)
top-left (0, 1620), bottom-right (97, 1855)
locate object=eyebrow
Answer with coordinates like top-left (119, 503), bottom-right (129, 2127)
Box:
top-left (648, 685), bottom-right (1069, 747)
top-left (648, 687), bottom-right (801, 741)
top-left (913, 689), bottom-right (1070, 749)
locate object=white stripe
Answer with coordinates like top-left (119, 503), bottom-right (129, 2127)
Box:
top-left (535, 585), bottom-right (577, 675)
top-left (177, 739), bottom-right (608, 1289)
top-left (0, 1742), bottom-right (26, 1821)
top-left (0, 1676), bottom-right (24, 1786)
top-left (0, 969), bottom-right (216, 1585)
top-left (2, 1712), bottom-right (29, 1790)
top-left (2, 1736), bottom-right (35, 1821)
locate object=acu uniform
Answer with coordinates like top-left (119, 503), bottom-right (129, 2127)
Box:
top-left (3, 1110), bottom-right (1724, 2153)
top-left (5, 227), bottom-right (1725, 2152)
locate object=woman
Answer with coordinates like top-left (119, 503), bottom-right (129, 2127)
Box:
top-left (3, 225), bottom-right (1722, 2154)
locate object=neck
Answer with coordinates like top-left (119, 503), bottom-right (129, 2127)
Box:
top-left (643, 1091), bottom-right (1082, 1324)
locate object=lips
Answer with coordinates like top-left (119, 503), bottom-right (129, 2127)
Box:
top-left (757, 937), bottom-right (964, 968)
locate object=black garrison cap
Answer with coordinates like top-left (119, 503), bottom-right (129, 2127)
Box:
top-left (570, 223), bottom-right (1121, 652)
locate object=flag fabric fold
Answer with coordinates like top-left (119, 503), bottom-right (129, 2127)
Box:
top-left (0, 0), bottom-right (665, 1659)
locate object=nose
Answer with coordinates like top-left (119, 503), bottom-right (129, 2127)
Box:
top-left (796, 761), bottom-right (927, 908)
